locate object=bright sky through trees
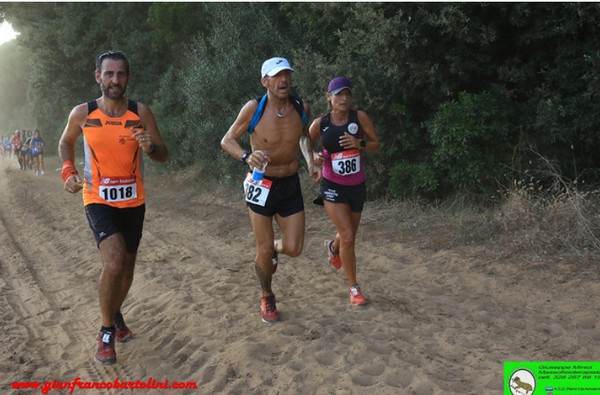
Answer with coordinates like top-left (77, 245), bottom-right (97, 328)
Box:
top-left (0, 21), bottom-right (18, 45)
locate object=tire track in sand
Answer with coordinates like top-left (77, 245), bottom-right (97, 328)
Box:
top-left (0, 162), bottom-right (134, 393)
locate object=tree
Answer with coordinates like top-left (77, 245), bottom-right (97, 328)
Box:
top-left (0, 41), bottom-right (32, 132)
top-left (1, 3), bottom-right (163, 145)
top-left (3, 3), bottom-right (600, 199)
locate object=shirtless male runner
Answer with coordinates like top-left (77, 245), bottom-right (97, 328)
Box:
top-left (58, 50), bottom-right (168, 365)
top-left (221, 57), bottom-right (321, 323)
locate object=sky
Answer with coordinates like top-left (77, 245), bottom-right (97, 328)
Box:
top-left (0, 21), bottom-right (18, 45)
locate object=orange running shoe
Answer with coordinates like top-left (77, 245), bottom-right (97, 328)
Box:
top-left (115, 312), bottom-right (134, 343)
top-left (260, 296), bottom-right (280, 323)
top-left (349, 286), bottom-right (368, 306)
top-left (95, 328), bottom-right (116, 365)
top-left (324, 240), bottom-right (342, 270)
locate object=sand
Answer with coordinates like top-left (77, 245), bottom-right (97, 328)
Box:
top-left (1, 155), bottom-right (598, 395)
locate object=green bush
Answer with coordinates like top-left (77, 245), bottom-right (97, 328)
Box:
top-left (388, 161), bottom-right (438, 199)
top-left (429, 89), bottom-right (520, 195)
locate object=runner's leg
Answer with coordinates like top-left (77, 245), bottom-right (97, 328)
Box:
top-left (248, 209), bottom-right (276, 297)
top-left (274, 210), bottom-right (305, 258)
top-left (98, 234), bottom-right (130, 327)
top-left (323, 201), bottom-right (362, 286)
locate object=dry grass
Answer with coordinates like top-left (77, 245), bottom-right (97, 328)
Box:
top-left (495, 178), bottom-right (600, 255)
top-left (149, 162), bottom-right (600, 266)
top-left (359, 177), bottom-right (600, 264)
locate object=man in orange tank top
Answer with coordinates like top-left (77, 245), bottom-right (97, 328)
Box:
top-left (58, 50), bottom-right (168, 365)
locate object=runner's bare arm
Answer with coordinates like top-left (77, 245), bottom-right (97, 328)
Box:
top-left (221, 100), bottom-right (258, 163)
top-left (299, 102), bottom-right (321, 183)
top-left (308, 117), bottom-right (324, 166)
top-left (136, 103), bottom-right (168, 163)
top-left (58, 104), bottom-right (86, 163)
top-left (58, 104), bottom-right (86, 192)
top-left (357, 110), bottom-right (381, 154)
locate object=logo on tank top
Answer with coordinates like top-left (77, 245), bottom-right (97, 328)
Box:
top-left (347, 123), bottom-right (359, 135)
top-left (119, 134), bottom-right (137, 144)
top-left (105, 120), bottom-right (123, 126)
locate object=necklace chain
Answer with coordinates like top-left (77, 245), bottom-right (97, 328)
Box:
top-left (273, 102), bottom-right (288, 118)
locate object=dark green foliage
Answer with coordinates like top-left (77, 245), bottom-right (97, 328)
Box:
top-left (2, 3), bottom-right (600, 200)
top-left (153, 3), bottom-right (292, 177)
top-left (429, 89), bottom-right (520, 195)
top-left (388, 162), bottom-right (438, 199)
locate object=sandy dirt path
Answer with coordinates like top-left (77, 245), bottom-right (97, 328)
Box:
top-left (1, 156), bottom-right (598, 395)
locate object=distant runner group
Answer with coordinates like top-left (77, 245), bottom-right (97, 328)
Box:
top-left (2, 129), bottom-right (46, 175)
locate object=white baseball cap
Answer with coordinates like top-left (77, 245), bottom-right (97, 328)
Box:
top-left (261, 57), bottom-right (294, 78)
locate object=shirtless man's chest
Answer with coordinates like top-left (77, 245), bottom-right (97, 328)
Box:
top-left (251, 108), bottom-right (304, 177)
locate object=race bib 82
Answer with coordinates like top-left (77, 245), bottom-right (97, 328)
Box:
top-left (243, 173), bottom-right (272, 206)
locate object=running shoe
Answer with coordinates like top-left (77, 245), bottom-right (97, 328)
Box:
top-left (272, 251), bottom-right (278, 274)
top-left (95, 328), bottom-right (116, 365)
top-left (260, 296), bottom-right (280, 323)
top-left (349, 285), bottom-right (368, 306)
top-left (324, 240), bottom-right (342, 270)
top-left (115, 312), bottom-right (134, 343)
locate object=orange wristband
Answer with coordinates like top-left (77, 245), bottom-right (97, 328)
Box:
top-left (61, 161), bottom-right (78, 182)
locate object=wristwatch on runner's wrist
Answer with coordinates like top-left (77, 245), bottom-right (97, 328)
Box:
top-left (241, 151), bottom-right (251, 164)
top-left (360, 139), bottom-right (366, 150)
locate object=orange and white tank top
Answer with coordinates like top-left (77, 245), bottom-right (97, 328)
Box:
top-left (82, 100), bottom-right (145, 208)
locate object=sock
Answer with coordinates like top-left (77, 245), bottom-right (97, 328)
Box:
top-left (101, 325), bottom-right (116, 333)
top-left (100, 326), bottom-right (115, 344)
top-left (329, 241), bottom-right (339, 255)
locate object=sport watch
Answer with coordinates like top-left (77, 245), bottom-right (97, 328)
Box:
top-left (360, 139), bottom-right (366, 150)
top-left (241, 151), bottom-right (251, 164)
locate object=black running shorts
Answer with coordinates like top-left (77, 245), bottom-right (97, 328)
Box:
top-left (247, 173), bottom-right (304, 217)
top-left (84, 203), bottom-right (145, 253)
top-left (314, 178), bottom-right (367, 213)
